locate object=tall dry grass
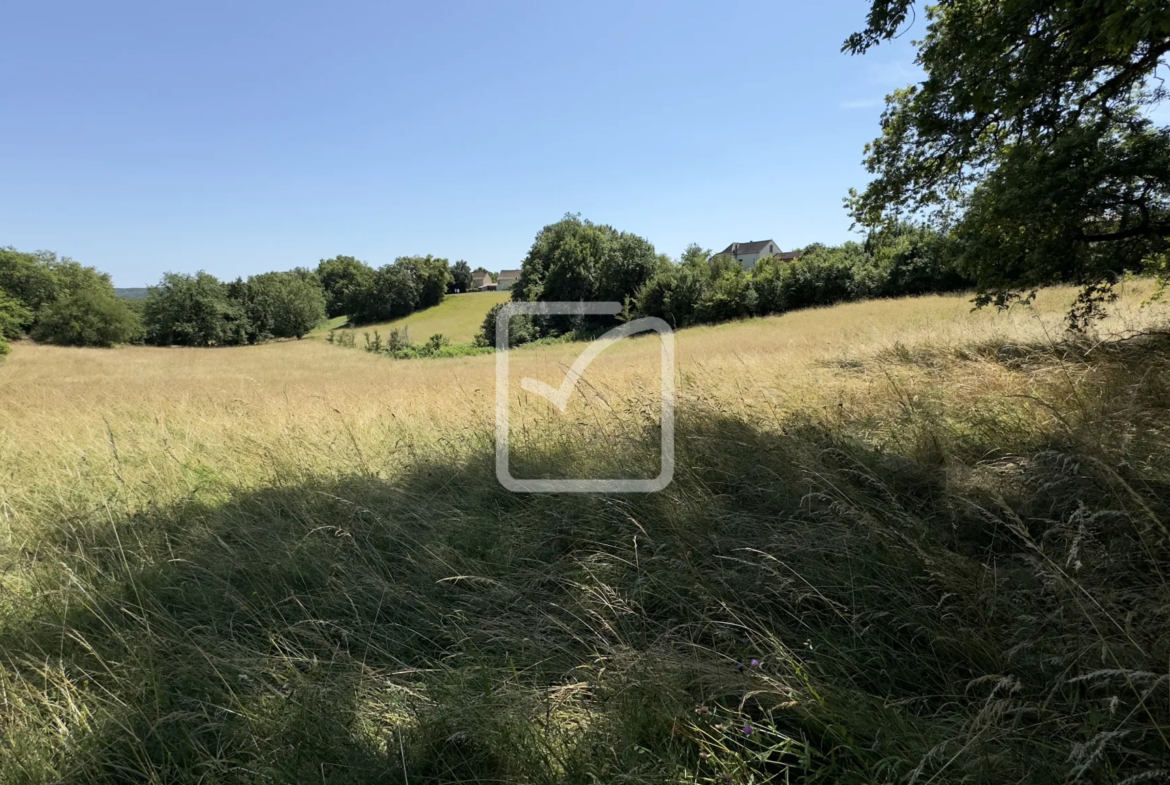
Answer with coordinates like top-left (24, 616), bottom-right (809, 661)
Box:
top-left (0, 282), bottom-right (1168, 783)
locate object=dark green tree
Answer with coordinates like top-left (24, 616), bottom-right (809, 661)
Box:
top-left (235, 271), bottom-right (327, 342)
top-left (31, 287), bottom-right (142, 347)
top-left (449, 260), bottom-right (473, 293)
top-left (316, 255), bottom-right (375, 319)
top-left (396, 255), bottom-right (451, 309)
top-left (142, 272), bottom-right (248, 347)
top-left (0, 289), bottom-right (33, 340)
top-left (847, 0), bottom-right (1170, 321)
top-left (513, 214), bottom-right (659, 306)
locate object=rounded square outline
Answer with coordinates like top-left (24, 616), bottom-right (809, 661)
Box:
top-left (495, 301), bottom-right (675, 493)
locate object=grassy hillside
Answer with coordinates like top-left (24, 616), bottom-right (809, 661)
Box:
top-left (1, 282), bottom-right (1168, 783)
top-left (312, 290), bottom-right (511, 343)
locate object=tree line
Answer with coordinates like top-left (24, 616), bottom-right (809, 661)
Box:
top-left (0, 248), bottom-right (478, 350)
top-left (477, 214), bottom-right (971, 347)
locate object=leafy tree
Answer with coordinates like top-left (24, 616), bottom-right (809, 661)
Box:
top-left (449, 260), bottom-right (473, 293)
top-left (0, 289), bottom-right (33, 340)
top-left (0, 334), bottom-right (8, 357)
top-left (316, 255), bottom-right (375, 319)
top-left (679, 243), bottom-right (712, 268)
top-left (396, 255), bottom-right (451, 309)
top-left (31, 287), bottom-right (142, 347)
top-left (513, 214), bottom-right (659, 307)
top-left (142, 272), bottom-right (248, 347)
top-left (0, 248), bottom-right (59, 315)
top-left (846, 0), bottom-right (1170, 321)
top-left (235, 271), bottom-right (327, 341)
top-left (350, 262), bottom-right (420, 324)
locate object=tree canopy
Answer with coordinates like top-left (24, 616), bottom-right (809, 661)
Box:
top-left (847, 0), bottom-right (1170, 319)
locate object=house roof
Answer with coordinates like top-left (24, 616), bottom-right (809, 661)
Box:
top-left (776, 251), bottom-right (802, 261)
top-left (719, 240), bottom-right (777, 256)
top-left (497, 269), bottom-right (521, 280)
top-left (472, 270), bottom-right (491, 281)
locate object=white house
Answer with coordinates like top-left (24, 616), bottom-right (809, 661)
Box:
top-left (497, 269), bottom-right (521, 291)
top-left (716, 240), bottom-right (800, 271)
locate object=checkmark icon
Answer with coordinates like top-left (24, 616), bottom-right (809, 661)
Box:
top-left (495, 301), bottom-right (676, 493)
top-left (520, 318), bottom-right (665, 413)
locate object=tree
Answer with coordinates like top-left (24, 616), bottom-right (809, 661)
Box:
top-left (846, 0), bottom-right (1170, 321)
top-left (142, 272), bottom-right (248, 346)
top-left (31, 287), bottom-right (142, 347)
top-left (316, 255), bottom-right (375, 319)
top-left (396, 255), bottom-right (451, 309)
top-left (449, 260), bottom-right (474, 293)
top-left (513, 214), bottom-right (659, 306)
top-left (235, 271), bottom-right (327, 341)
top-left (0, 289), bottom-right (33, 340)
top-left (0, 248), bottom-right (59, 316)
top-left (350, 262), bottom-right (420, 324)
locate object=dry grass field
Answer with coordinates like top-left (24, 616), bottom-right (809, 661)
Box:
top-left (1, 281), bottom-right (1168, 783)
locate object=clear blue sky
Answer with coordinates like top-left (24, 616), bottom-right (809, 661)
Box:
top-left (1, 1), bottom-right (921, 287)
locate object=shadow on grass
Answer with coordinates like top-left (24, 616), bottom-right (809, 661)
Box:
top-left (3, 361), bottom-right (1170, 783)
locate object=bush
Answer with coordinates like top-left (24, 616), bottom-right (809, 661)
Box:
top-left (31, 287), bottom-right (143, 347)
top-left (476, 303), bottom-right (538, 347)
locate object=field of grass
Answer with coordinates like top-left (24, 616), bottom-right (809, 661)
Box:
top-left (312, 290), bottom-right (511, 344)
top-left (1, 281), bottom-right (1169, 783)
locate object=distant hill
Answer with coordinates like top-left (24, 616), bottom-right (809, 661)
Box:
top-left (114, 288), bottom-right (149, 300)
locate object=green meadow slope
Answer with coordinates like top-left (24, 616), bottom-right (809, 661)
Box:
top-left (313, 290), bottom-right (511, 344)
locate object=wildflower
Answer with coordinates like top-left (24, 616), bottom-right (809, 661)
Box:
top-left (749, 658), bottom-right (760, 669)
top-left (742, 724), bottom-right (753, 736)
top-left (735, 662), bottom-right (744, 671)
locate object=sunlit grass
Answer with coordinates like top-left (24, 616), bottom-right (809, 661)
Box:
top-left (1, 280), bottom-right (1168, 783)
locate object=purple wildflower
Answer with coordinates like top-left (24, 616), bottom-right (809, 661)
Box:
top-left (749, 658), bottom-right (760, 669)
top-left (742, 724), bottom-right (754, 736)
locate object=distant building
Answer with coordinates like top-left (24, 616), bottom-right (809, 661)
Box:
top-left (472, 270), bottom-right (495, 291)
top-left (716, 239), bottom-right (800, 271)
top-left (497, 269), bottom-right (521, 291)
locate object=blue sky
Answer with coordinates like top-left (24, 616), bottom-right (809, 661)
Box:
top-left (1, 1), bottom-right (922, 287)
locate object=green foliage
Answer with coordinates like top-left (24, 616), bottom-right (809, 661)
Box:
top-left (0, 248), bottom-right (60, 314)
top-left (0, 289), bottom-right (33, 340)
top-left (350, 261), bottom-right (420, 324)
top-left (512, 214), bottom-right (659, 307)
top-left (142, 272), bottom-right (248, 347)
top-left (396, 255), bottom-right (451, 310)
top-left (233, 270), bottom-right (327, 342)
top-left (847, 0), bottom-right (1170, 320)
top-left (316, 255), bottom-right (375, 319)
top-left (636, 229), bottom-right (968, 329)
top-left (0, 248), bottom-right (145, 347)
top-left (30, 287), bottom-right (142, 347)
top-left (476, 302), bottom-right (538, 348)
top-left (450, 260), bottom-right (473, 293)
top-left (0, 333), bottom-right (8, 357)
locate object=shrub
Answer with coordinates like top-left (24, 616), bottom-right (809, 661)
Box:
top-left (477, 303), bottom-right (537, 347)
top-left (31, 287), bottom-right (143, 347)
